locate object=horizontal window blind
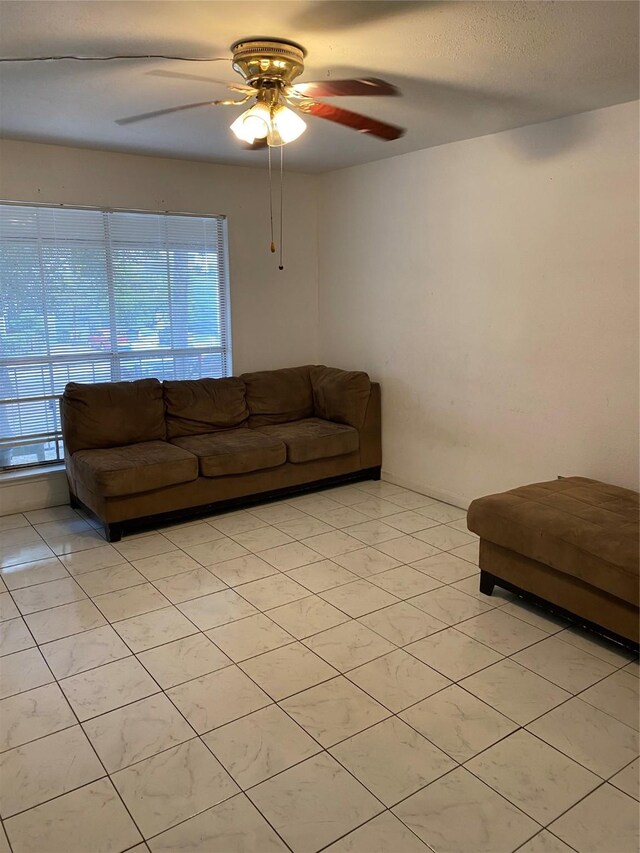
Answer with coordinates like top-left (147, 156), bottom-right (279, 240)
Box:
top-left (0, 203), bottom-right (231, 470)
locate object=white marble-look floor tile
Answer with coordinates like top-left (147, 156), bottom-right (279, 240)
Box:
top-left (152, 566), bottom-right (227, 604)
top-left (623, 658), bottom-right (639, 678)
top-left (236, 573), bottom-right (310, 610)
top-left (302, 530), bottom-right (365, 559)
top-left (131, 550), bottom-right (204, 582)
top-left (0, 725), bottom-right (104, 817)
top-left (527, 696), bottom-right (639, 779)
top-left (452, 575), bottom-right (515, 605)
top-left (203, 704), bottom-right (321, 788)
top-left (92, 583), bottom-right (170, 623)
top-left (167, 665), bottom-right (271, 733)
top-left (320, 579), bottom-right (399, 617)
top-left (0, 527), bottom-right (55, 569)
top-left (497, 601), bottom-right (567, 634)
top-left (513, 635), bottom-right (617, 693)
top-left (370, 565), bottom-right (442, 598)
top-left (113, 533), bottom-right (175, 562)
top-left (74, 562), bottom-right (145, 597)
top-left (250, 503), bottom-right (307, 525)
top-left (417, 503), bottom-right (467, 524)
top-left (111, 737), bottom-right (239, 838)
top-left (239, 642), bottom-right (338, 700)
top-left (177, 588), bottom-right (258, 631)
top-left (0, 592), bottom-right (20, 622)
top-left (375, 535), bottom-right (441, 563)
top-left (406, 627), bottom-right (503, 681)
top-left (580, 670), bottom-right (639, 730)
top-left (456, 609), bottom-right (548, 656)
top-left (382, 511), bottom-right (441, 534)
top-left (331, 716), bottom-right (455, 806)
top-left (112, 606), bottom-right (198, 653)
top-left (413, 524), bottom-right (475, 552)
top-left (0, 682), bottom-right (76, 752)
top-left (0, 646), bottom-right (53, 699)
top-left (393, 767), bottom-right (539, 853)
top-left (183, 537), bottom-right (250, 568)
top-left (0, 617), bottom-right (35, 656)
top-left (59, 544), bottom-right (126, 576)
top-left (359, 601), bottom-right (447, 646)
top-left (324, 811), bottom-right (429, 852)
top-left (351, 498), bottom-right (404, 519)
top-left (210, 553), bottom-right (278, 586)
top-left (39, 624), bottom-right (130, 679)
top-left (610, 758), bottom-right (639, 800)
top-left (0, 556), bottom-right (69, 591)
top-left (557, 626), bottom-right (636, 667)
top-left (0, 514), bottom-right (29, 533)
top-left (209, 511), bottom-right (269, 537)
top-left (281, 676), bottom-right (389, 747)
top-left (304, 620), bottom-right (395, 672)
top-left (332, 547), bottom-right (402, 578)
top-left (348, 649), bottom-right (451, 712)
top-left (401, 684), bottom-right (518, 762)
top-left (161, 521), bottom-right (225, 549)
top-left (515, 830), bottom-right (575, 853)
top-left (549, 783), bottom-right (639, 853)
top-left (314, 507), bottom-right (372, 529)
top-left (385, 490), bottom-right (437, 510)
top-left (411, 552), bottom-right (478, 584)
top-left (60, 655), bottom-right (159, 720)
top-left (148, 792), bottom-right (288, 852)
top-left (137, 632), bottom-right (231, 689)
top-left (267, 595), bottom-right (348, 639)
top-left (248, 752), bottom-right (383, 853)
top-left (231, 526), bottom-right (294, 553)
top-left (3, 778), bottom-right (142, 853)
top-left (33, 518), bottom-right (106, 556)
top-left (24, 598), bottom-right (107, 644)
top-left (466, 729), bottom-right (599, 825)
top-left (10, 577), bottom-right (86, 616)
top-left (259, 541), bottom-right (324, 571)
top-left (286, 559), bottom-right (359, 592)
top-left (343, 520), bottom-right (404, 546)
top-left (206, 613), bottom-right (294, 662)
top-left (460, 659), bottom-right (571, 725)
top-left (275, 516), bottom-right (335, 539)
top-left (83, 692), bottom-right (194, 772)
top-left (449, 541), bottom-right (479, 565)
top-left (410, 586), bottom-right (495, 625)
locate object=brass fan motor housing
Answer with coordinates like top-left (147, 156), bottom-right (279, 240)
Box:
top-left (230, 38), bottom-right (307, 88)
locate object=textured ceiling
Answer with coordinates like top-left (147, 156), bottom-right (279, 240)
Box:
top-left (0, 1), bottom-right (638, 172)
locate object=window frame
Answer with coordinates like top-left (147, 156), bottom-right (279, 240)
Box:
top-left (0, 200), bottom-right (232, 472)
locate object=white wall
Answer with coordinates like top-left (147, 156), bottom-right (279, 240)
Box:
top-left (318, 101), bottom-right (640, 505)
top-left (0, 139), bottom-right (319, 374)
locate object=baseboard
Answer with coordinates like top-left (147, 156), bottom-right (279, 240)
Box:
top-left (0, 466), bottom-right (69, 515)
top-left (381, 469), bottom-right (470, 510)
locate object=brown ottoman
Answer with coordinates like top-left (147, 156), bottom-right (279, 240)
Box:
top-left (467, 477), bottom-right (639, 648)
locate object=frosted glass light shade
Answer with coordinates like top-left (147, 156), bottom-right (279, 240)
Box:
top-left (272, 105), bottom-right (306, 143)
top-left (230, 102), bottom-right (271, 143)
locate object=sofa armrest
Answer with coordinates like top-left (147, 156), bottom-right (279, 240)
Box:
top-left (310, 366), bottom-right (371, 429)
top-left (359, 381), bottom-right (382, 469)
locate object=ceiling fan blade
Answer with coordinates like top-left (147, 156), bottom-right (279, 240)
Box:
top-left (302, 102), bottom-right (405, 141)
top-left (115, 100), bottom-right (215, 125)
top-left (291, 77), bottom-right (399, 98)
top-left (145, 70), bottom-right (253, 93)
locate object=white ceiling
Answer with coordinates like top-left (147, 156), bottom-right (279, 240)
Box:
top-left (0, 1), bottom-right (638, 173)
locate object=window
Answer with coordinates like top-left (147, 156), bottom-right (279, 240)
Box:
top-left (0, 203), bottom-right (231, 470)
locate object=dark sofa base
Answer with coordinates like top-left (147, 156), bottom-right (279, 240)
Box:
top-left (73, 465), bottom-right (381, 543)
top-left (479, 539), bottom-right (639, 651)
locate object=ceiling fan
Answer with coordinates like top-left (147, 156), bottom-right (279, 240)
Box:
top-left (115, 38), bottom-right (405, 148)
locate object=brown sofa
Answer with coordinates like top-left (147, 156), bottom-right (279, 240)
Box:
top-left (467, 476), bottom-right (639, 648)
top-left (61, 365), bottom-right (381, 541)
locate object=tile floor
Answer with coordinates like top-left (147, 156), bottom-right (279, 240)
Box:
top-left (0, 481), bottom-right (638, 853)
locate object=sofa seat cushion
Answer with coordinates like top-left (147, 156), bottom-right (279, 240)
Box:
top-left (72, 441), bottom-right (198, 498)
top-left (467, 477), bottom-right (639, 605)
top-left (255, 418), bottom-right (359, 464)
top-left (171, 429), bottom-right (286, 478)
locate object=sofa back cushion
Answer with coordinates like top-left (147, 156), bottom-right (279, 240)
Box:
top-left (163, 377), bottom-right (248, 439)
top-left (61, 378), bottom-right (165, 455)
top-left (241, 365), bottom-right (314, 426)
top-left (310, 366), bottom-right (371, 429)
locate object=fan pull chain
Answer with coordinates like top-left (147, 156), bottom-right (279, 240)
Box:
top-left (279, 145), bottom-right (284, 270)
top-left (268, 144), bottom-right (275, 254)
